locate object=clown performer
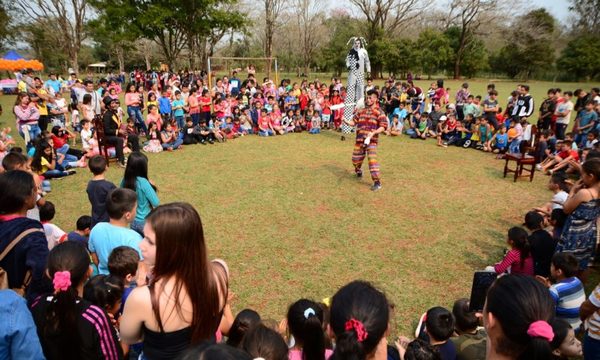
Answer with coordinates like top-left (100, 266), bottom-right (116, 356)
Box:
top-left (345, 90), bottom-right (387, 191)
top-left (340, 37), bottom-right (371, 141)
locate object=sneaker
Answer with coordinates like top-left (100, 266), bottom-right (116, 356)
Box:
top-left (356, 170), bottom-right (363, 178)
top-left (535, 164), bottom-right (542, 170)
top-left (66, 170), bottom-right (77, 176)
top-left (370, 182), bottom-right (382, 192)
top-left (463, 140), bottom-right (471, 148)
top-left (442, 143), bottom-right (448, 148)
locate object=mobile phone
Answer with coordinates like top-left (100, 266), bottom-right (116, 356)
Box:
top-left (469, 271), bottom-right (498, 312)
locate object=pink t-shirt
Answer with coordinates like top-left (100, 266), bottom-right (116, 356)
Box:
top-left (288, 349), bottom-right (333, 360)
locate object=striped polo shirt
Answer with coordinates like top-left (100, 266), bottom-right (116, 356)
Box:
top-left (549, 277), bottom-right (586, 329)
top-left (587, 284), bottom-right (600, 340)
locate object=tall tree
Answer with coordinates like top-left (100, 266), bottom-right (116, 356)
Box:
top-left (557, 35), bottom-right (600, 80)
top-left (263, 0), bottom-right (285, 77)
top-left (444, 26), bottom-right (488, 78)
top-left (293, 0), bottom-right (325, 76)
top-left (416, 29), bottom-right (451, 79)
top-left (443, 0), bottom-right (500, 79)
top-left (569, 0), bottom-right (600, 34)
top-left (14, 0), bottom-right (90, 73)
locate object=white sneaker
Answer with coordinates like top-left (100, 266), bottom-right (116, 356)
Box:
top-left (535, 164), bottom-right (542, 170)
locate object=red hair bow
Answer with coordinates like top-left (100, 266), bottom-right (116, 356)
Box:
top-left (345, 318), bottom-right (368, 342)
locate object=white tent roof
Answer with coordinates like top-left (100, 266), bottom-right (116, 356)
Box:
top-left (88, 62), bottom-right (107, 68)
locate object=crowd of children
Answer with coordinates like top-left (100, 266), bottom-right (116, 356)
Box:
top-left (1, 72), bottom-right (600, 360)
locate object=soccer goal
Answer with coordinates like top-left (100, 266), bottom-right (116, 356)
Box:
top-left (207, 56), bottom-right (279, 89)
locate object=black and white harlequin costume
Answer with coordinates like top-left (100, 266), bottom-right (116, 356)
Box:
top-left (342, 37), bottom-right (371, 135)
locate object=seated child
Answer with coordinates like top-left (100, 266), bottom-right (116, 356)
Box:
top-left (534, 173), bottom-right (570, 216)
top-left (486, 226), bottom-right (534, 276)
top-left (197, 121), bottom-right (215, 144)
top-left (285, 299), bottom-right (333, 360)
top-left (226, 309), bottom-right (262, 348)
top-left (143, 121), bottom-right (163, 153)
top-left (439, 114), bottom-right (459, 147)
top-left (281, 109), bottom-right (295, 133)
top-left (182, 117), bottom-right (199, 145)
top-left (491, 125), bottom-right (508, 156)
top-left (309, 113), bottom-right (321, 134)
top-left (550, 318), bottom-right (583, 358)
top-left (88, 188), bottom-right (142, 275)
top-left (212, 118), bottom-right (226, 142)
top-left (451, 298), bottom-right (486, 360)
top-left (39, 201), bottom-right (67, 250)
top-left (387, 114), bottom-right (403, 136)
top-left (524, 211), bottom-right (557, 277)
top-left (160, 123), bottom-right (183, 151)
top-left (540, 140), bottom-right (579, 174)
top-left (258, 109), bottom-right (275, 136)
top-left (423, 307), bottom-right (457, 360)
top-left (67, 215), bottom-right (92, 245)
top-left (478, 117), bottom-right (493, 152)
top-left (294, 109), bottom-right (306, 132)
top-left (270, 112), bottom-right (285, 135)
top-left (239, 115), bottom-right (253, 135)
top-left (412, 112), bottom-right (429, 140)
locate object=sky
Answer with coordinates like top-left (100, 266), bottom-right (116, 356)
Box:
top-left (529, 0), bottom-right (571, 23)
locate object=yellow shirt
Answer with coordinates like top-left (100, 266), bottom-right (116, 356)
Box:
top-left (17, 80), bottom-right (27, 93)
top-left (40, 157), bottom-right (50, 174)
top-left (37, 88), bottom-right (48, 116)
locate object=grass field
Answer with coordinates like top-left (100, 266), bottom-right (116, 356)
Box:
top-left (1, 79), bottom-right (599, 336)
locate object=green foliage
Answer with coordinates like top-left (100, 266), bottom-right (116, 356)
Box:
top-left (23, 20), bottom-right (69, 72)
top-left (375, 37), bottom-right (416, 78)
top-left (416, 29), bottom-right (451, 78)
top-left (490, 8), bottom-right (556, 80)
top-left (444, 26), bottom-right (488, 78)
top-left (317, 15), bottom-right (364, 76)
top-left (557, 34), bottom-right (600, 81)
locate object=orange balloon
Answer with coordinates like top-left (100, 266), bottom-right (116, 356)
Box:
top-left (507, 128), bottom-right (517, 138)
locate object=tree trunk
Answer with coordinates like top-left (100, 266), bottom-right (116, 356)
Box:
top-left (70, 49), bottom-right (79, 74)
top-left (116, 47), bottom-right (125, 73)
top-left (453, 28), bottom-right (467, 79)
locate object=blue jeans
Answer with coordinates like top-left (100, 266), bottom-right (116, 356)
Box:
top-left (509, 139), bottom-right (521, 154)
top-left (162, 139), bottom-right (183, 150)
top-left (43, 169), bottom-right (69, 179)
top-left (128, 106), bottom-right (148, 134)
top-left (19, 124), bottom-right (41, 150)
top-left (259, 129), bottom-right (274, 136)
top-left (175, 116), bottom-right (184, 130)
top-left (584, 333), bottom-right (600, 360)
top-left (309, 128), bottom-right (320, 134)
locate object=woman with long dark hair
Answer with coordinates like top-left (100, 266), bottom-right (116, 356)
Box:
top-left (121, 152), bottom-right (159, 235)
top-left (125, 83), bottom-right (147, 135)
top-left (30, 141), bottom-right (75, 179)
top-left (30, 241), bottom-right (122, 359)
top-left (120, 203), bottom-right (226, 359)
top-left (13, 92), bottom-right (41, 149)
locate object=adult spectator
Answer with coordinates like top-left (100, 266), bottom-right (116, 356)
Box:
top-left (73, 80), bottom-right (102, 115)
top-left (103, 98), bottom-right (138, 167)
top-left (120, 203), bottom-right (227, 359)
top-left (556, 158), bottom-right (600, 282)
top-left (511, 84), bottom-right (534, 120)
top-left (13, 93), bottom-right (41, 150)
top-left (580, 282), bottom-right (600, 359)
top-left (44, 73), bottom-right (61, 96)
top-left (484, 275), bottom-right (554, 359)
top-left (574, 89), bottom-right (592, 114)
top-left (0, 170), bottom-right (50, 302)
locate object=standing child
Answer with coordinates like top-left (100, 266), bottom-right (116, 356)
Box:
top-left (172, 91), bottom-right (185, 131)
top-left (39, 201), bottom-right (67, 250)
top-left (67, 215), bottom-right (92, 245)
top-left (88, 188), bottom-right (142, 275)
top-left (158, 90), bottom-right (172, 125)
top-left (80, 119), bottom-right (93, 152)
top-left (86, 155), bottom-right (117, 228)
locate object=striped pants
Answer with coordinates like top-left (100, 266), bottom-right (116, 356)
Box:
top-left (352, 142), bottom-right (380, 182)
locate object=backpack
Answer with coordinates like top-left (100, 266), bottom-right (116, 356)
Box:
top-left (0, 228), bottom-right (44, 294)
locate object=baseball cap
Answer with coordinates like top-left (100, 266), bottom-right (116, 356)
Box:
top-left (439, 115), bottom-right (447, 121)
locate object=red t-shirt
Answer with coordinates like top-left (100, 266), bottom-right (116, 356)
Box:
top-left (299, 94), bottom-right (309, 110)
top-left (200, 96), bottom-right (211, 112)
top-left (51, 134), bottom-right (67, 149)
top-left (259, 116), bottom-right (270, 130)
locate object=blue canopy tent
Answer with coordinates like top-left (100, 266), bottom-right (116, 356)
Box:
top-left (2, 50), bottom-right (25, 61)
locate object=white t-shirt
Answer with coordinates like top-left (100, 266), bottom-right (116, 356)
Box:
top-left (81, 128), bottom-right (93, 150)
top-left (586, 139), bottom-right (598, 149)
top-left (555, 101), bottom-right (573, 125)
top-left (43, 223), bottom-right (67, 250)
top-left (552, 191), bottom-right (568, 210)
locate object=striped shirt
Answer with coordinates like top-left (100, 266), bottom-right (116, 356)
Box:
top-left (549, 277), bottom-right (586, 329)
top-left (494, 249), bottom-right (534, 275)
top-left (31, 295), bottom-right (122, 359)
top-left (587, 284), bottom-right (600, 340)
top-left (354, 106), bottom-right (388, 144)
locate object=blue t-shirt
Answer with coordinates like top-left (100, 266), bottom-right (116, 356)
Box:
top-left (67, 231), bottom-right (88, 246)
top-left (172, 99), bottom-right (185, 117)
top-left (88, 222), bottom-right (142, 275)
top-left (495, 133), bottom-right (508, 148)
top-left (120, 177), bottom-right (160, 223)
top-left (158, 97), bottom-right (172, 114)
top-left (579, 110), bottom-right (598, 133)
top-left (392, 108), bottom-right (408, 120)
top-left (44, 79), bottom-right (61, 94)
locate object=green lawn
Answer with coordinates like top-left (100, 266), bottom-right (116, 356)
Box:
top-left (1, 79), bottom-right (599, 336)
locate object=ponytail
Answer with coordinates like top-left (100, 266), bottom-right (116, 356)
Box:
top-left (287, 299), bottom-right (326, 360)
top-left (44, 242), bottom-right (91, 359)
top-left (508, 227), bottom-right (530, 267)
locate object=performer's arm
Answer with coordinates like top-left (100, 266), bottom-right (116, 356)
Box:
top-left (364, 49), bottom-right (371, 74)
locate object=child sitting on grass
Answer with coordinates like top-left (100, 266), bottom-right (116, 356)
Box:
top-left (67, 215), bottom-right (92, 245)
top-left (143, 121), bottom-right (163, 153)
top-left (386, 114), bottom-right (403, 136)
top-left (309, 112), bottom-right (321, 134)
top-left (486, 226), bottom-right (534, 275)
top-left (540, 140), bottom-right (579, 175)
top-left (285, 299), bottom-right (332, 360)
top-left (160, 123), bottom-right (183, 151)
